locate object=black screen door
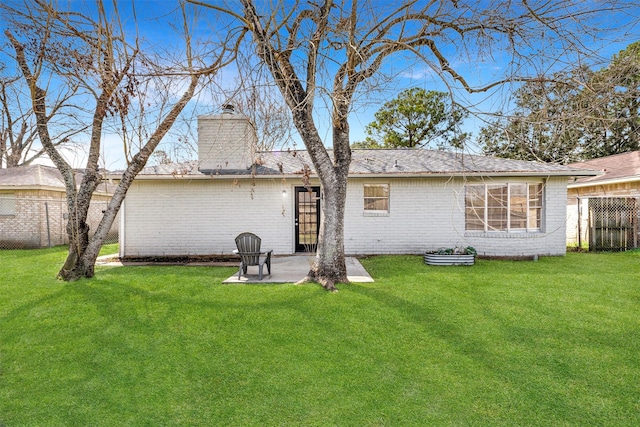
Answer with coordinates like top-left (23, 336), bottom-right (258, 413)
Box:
top-left (295, 186), bottom-right (320, 252)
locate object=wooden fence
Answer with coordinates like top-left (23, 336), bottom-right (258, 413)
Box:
top-left (588, 197), bottom-right (638, 251)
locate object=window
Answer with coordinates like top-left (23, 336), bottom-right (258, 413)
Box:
top-left (0, 193), bottom-right (16, 216)
top-left (364, 184), bottom-right (389, 213)
top-left (465, 183), bottom-right (543, 232)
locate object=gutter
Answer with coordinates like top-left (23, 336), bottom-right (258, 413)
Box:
top-left (568, 175), bottom-right (640, 189)
top-left (0, 184), bottom-right (74, 192)
top-left (346, 170), bottom-right (601, 179)
top-left (108, 169), bottom-right (600, 181)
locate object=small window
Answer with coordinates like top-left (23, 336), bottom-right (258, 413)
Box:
top-left (0, 193), bottom-right (17, 216)
top-left (364, 184), bottom-right (389, 213)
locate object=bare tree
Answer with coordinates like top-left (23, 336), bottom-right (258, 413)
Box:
top-left (0, 67), bottom-right (84, 168)
top-left (145, 53), bottom-right (296, 167)
top-left (188, 0), bottom-right (638, 291)
top-left (232, 82), bottom-right (297, 152)
top-left (3, 0), bottom-right (234, 280)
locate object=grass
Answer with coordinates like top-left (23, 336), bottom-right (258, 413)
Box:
top-left (1, 247), bottom-right (639, 426)
top-left (98, 243), bottom-right (118, 257)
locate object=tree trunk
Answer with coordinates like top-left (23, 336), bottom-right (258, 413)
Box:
top-left (59, 245), bottom-right (96, 281)
top-left (57, 171), bottom-right (100, 280)
top-left (58, 217), bottom-right (109, 281)
top-left (58, 216), bottom-right (93, 280)
top-left (295, 111), bottom-right (352, 291)
top-left (298, 172), bottom-right (349, 291)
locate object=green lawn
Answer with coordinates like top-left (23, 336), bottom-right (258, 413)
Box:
top-left (1, 247), bottom-right (639, 426)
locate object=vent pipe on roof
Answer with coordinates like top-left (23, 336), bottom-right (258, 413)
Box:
top-left (222, 104), bottom-right (235, 114)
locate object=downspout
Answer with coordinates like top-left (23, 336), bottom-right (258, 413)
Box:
top-left (119, 199), bottom-right (125, 258)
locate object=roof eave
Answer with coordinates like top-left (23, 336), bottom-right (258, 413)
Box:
top-left (114, 170), bottom-right (596, 181)
top-left (0, 184), bottom-right (66, 191)
top-left (347, 171), bottom-right (596, 179)
top-left (568, 175), bottom-right (640, 189)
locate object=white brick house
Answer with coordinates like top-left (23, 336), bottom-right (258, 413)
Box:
top-left (116, 110), bottom-right (597, 259)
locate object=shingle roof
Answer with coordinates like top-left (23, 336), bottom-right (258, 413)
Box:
top-left (568, 151), bottom-right (640, 186)
top-left (0, 164), bottom-right (115, 194)
top-left (0, 164), bottom-right (66, 188)
top-left (133, 149), bottom-right (598, 178)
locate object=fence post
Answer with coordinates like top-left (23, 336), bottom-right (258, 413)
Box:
top-left (45, 201), bottom-right (51, 248)
top-left (577, 197), bottom-right (583, 249)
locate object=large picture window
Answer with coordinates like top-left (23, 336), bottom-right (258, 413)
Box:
top-left (364, 184), bottom-right (389, 213)
top-left (465, 183), bottom-right (543, 232)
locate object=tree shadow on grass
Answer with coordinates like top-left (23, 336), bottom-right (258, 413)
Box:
top-left (342, 282), bottom-right (596, 425)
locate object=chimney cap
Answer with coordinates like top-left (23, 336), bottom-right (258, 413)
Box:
top-left (221, 104), bottom-right (235, 114)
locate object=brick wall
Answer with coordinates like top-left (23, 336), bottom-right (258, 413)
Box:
top-left (121, 178), bottom-right (292, 257)
top-left (345, 176), bottom-right (568, 257)
top-left (122, 175), bottom-right (569, 258)
top-left (0, 190), bottom-right (117, 249)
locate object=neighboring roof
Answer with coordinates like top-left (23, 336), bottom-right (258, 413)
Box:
top-left (567, 151), bottom-right (640, 188)
top-left (0, 164), bottom-right (114, 194)
top-left (128, 149), bottom-right (599, 179)
top-left (0, 164), bottom-right (66, 190)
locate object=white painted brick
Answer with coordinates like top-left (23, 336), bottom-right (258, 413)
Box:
top-left (122, 176), bottom-right (569, 258)
top-left (197, 114), bottom-right (256, 171)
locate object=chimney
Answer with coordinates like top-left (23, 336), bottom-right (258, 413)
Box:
top-left (197, 105), bottom-right (256, 172)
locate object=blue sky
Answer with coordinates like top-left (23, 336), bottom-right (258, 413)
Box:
top-left (2, 0), bottom-right (639, 170)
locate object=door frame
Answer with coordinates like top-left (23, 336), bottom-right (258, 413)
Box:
top-left (294, 186), bottom-right (321, 252)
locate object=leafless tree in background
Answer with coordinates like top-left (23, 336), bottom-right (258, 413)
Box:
top-left (0, 66), bottom-right (85, 168)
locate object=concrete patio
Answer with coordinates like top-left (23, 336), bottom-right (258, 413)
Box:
top-left (96, 254), bottom-right (373, 284)
top-left (222, 255), bottom-right (373, 284)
